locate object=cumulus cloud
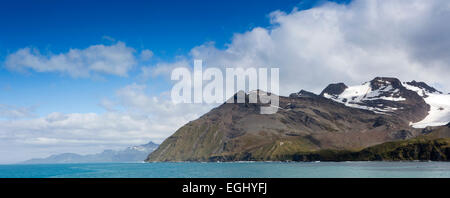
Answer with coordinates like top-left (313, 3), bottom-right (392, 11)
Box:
top-left (150, 0), bottom-right (450, 95)
top-left (5, 42), bottom-right (137, 77)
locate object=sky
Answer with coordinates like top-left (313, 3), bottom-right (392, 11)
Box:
top-left (1, 0), bottom-right (450, 163)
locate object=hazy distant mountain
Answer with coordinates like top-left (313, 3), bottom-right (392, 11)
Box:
top-left (147, 77), bottom-right (450, 162)
top-left (22, 141), bottom-right (159, 164)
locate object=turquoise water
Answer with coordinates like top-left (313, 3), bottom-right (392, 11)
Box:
top-left (0, 162), bottom-right (449, 178)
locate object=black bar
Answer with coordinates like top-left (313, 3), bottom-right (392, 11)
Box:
top-left (0, 178), bottom-right (448, 197)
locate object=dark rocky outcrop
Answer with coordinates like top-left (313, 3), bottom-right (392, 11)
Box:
top-left (290, 90), bottom-right (320, 98)
top-left (366, 77), bottom-right (430, 122)
top-left (320, 83), bottom-right (347, 96)
top-left (388, 130), bottom-right (414, 140)
top-left (406, 80), bottom-right (442, 95)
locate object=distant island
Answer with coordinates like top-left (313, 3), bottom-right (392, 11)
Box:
top-left (147, 77), bottom-right (450, 162)
top-left (22, 141), bottom-right (159, 164)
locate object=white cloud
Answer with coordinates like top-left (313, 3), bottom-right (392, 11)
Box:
top-left (0, 112), bottom-right (164, 143)
top-left (140, 49), bottom-right (154, 61)
top-left (5, 42), bottom-right (137, 78)
top-left (0, 104), bottom-right (36, 119)
top-left (139, 59), bottom-right (190, 80)
top-left (114, 83), bottom-right (215, 118)
top-left (99, 98), bottom-right (118, 112)
top-left (150, 0), bottom-right (450, 95)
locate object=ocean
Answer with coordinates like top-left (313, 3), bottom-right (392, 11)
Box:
top-left (0, 161), bottom-right (449, 178)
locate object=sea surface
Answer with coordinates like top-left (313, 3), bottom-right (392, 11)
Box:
top-left (0, 161), bottom-right (449, 178)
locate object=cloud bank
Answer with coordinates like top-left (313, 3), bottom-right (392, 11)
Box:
top-left (0, 84), bottom-right (214, 163)
top-left (154, 0), bottom-right (450, 94)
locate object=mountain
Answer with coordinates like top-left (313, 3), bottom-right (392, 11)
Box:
top-left (146, 77), bottom-right (450, 162)
top-left (320, 77), bottom-right (430, 122)
top-left (320, 77), bottom-right (450, 127)
top-left (22, 141), bottom-right (159, 164)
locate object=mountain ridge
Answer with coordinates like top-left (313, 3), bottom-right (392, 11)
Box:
top-left (146, 77), bottom-right (450, 162)
top-left (22, 141), bottom-right (159, 164)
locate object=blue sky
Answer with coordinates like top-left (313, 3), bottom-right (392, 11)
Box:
top-left (0, 0), bottom-right (349, 54)
top-left (1, 0), bottom-right (449, 163)
top-left (0, 0), bottom-right (348, 116)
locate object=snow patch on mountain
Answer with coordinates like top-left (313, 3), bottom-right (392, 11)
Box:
top-left (403, 82), bottom-right (450, 128)
top-left (127, 141), bottom-right (159, 152)
top-left (323, 81), bottom-right (405, 113)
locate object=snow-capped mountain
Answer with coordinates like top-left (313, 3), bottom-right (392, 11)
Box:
top-left (126, 141), bottom-right (159, 152)
top-left (320, 77), bottom-right (450, 128)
